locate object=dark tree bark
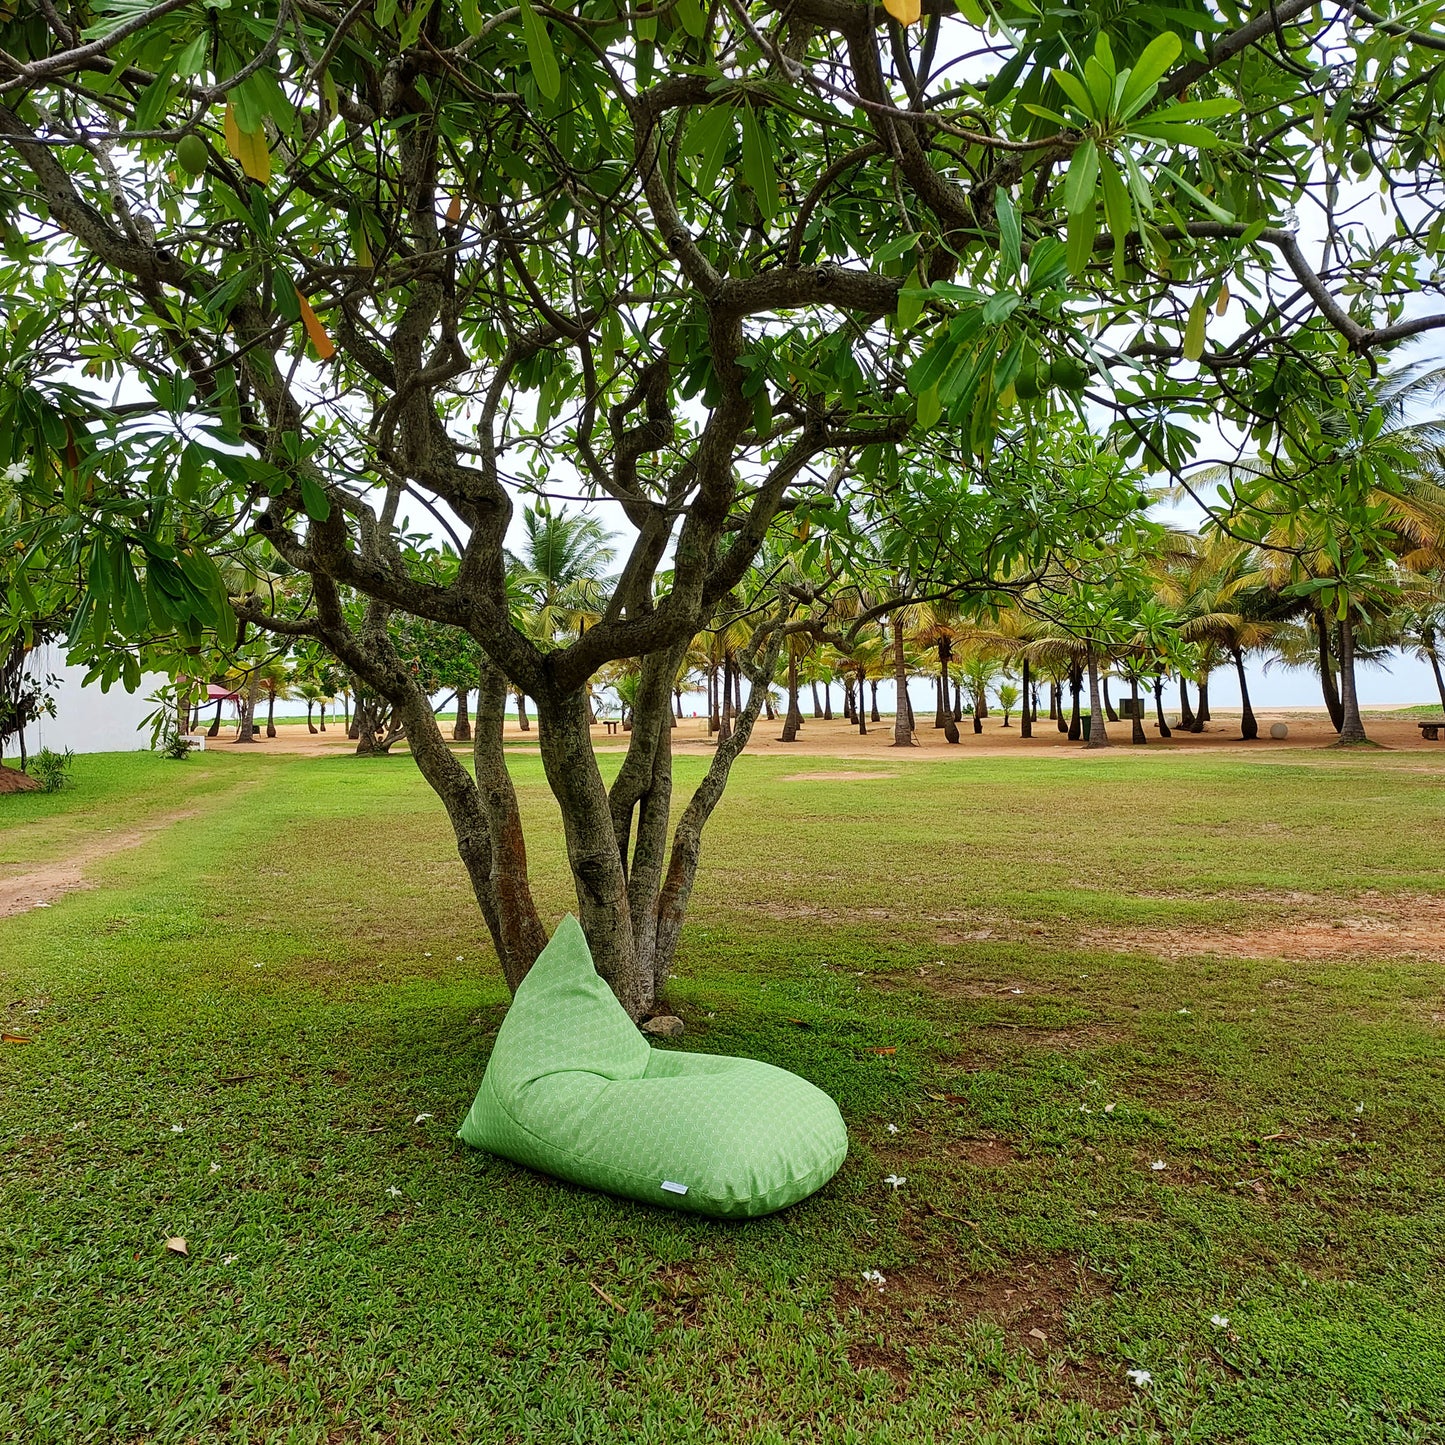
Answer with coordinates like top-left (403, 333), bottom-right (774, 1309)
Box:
top-left (1020, 658), bottom-right (1033, 738)
top-left (1129, 675), bottom-right (1147, 744)
top-left (823, 681), bottom-right (833, 720)
top-left (1178, 676), bottom-right (1196, 732)
top-left (1231, 645), bottom-right (1258, 740)
top-left (870, 680), bottom-right (881, 722)
top-left (1153, 675), bottom-right (1172, 738)
top-left (1067, 664), bottom-right (1082, 740)
top-left (207, 697), bottom-right (223, 737)
top-left (1085, 648), bottom-right (1111, 748)
top-left (1049, 682), bottom-right (1059, 721)
top-left (891, 615), bottom-right (915, 746)
top-left (306, 700), bottom-right (317, 734)
top-left (265, 689), bottom-right (277, 738)
top-left (1192, 674), bottom-right (1209, 730)
top-left (235, 669), bottom-right (261, 743)
top-left (810, 679), bottom-right (823, 719)
top-left (1335, 612), bottom-right (1369, 745)
top-left (941, 648), bottom-right (959, 743)
top-left (1317, 611), bottom-right (1345, 732)
top-left (779, 652), bottom-right (802, 742)
top-left (318, 702), bottom-right (327, 732)
top-left (856, 666), bottom-right (868, 735)
top-left (1102, 675), bottom-right (1119, 723)
top-left (1425, 629), bottom-right (1445, 713)
top-left (452, 688), bottom-right (472, 741)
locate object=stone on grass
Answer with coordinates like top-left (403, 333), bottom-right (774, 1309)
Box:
top-left (641, 1014), bottom-right (685, 1039)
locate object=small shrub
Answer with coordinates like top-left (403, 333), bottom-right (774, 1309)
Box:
top-left (28, 746), bottom-right (74, 792)
top-left (157, 728), bottom-right (193, 761)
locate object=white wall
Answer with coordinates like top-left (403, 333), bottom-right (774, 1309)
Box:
top-left (16, 642), bottom-right (166, 756)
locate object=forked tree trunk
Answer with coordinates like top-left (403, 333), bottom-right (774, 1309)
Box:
top-left (1153, 675), bottom-right (1172, 738)
top-left (1130, 676), bottom-right (1147, 745)
top-left (1232, 646), bottom-right (1258, 740)
top-left (1317, 612), bottom-right (1344, 732)
top-left (891, 617), bottom-right (915, 746)
top-left (779, 653), bottom-right (802, 742)
top-left (235, 670), bottom-right (262, 743)
top-left (1178, 676), bottom-right (1195, 732)
top-left (1085, 648), bottom-right (1110, 748)
top-left (452, 688), bottom-right (472, 741)
top-left (1020, 659), bottom-right (1033, 739)
top-left (1335, 611), bottom-right (1369, 745)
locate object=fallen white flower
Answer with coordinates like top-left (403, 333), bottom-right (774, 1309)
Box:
top-left (1104, 1103), bottom-right (1116, 1114)
top-left (455, 955), bottom-right (464, 962)
top-left (1354, 1101), bottom-right (1365, 1115)
top-left (883, 1174), bottom-right (906, 1190)
top-left (861, 1269), bottom-right (886, 1290)
top-left (209, 1162), bottom-right (221, 1173)
top-left (424, 951), bottom-right (432, 957)
top-left (1176, 1007), bottom-right (1192, 1015)
top-left (1210, 1314), bottom-right (1229, 1328)
top-left (222, 1254), bottom-right (239, 1266)
top-left (1079, 1105), bottom-right (1092, 1114)
top-left (1126, 1368), bottom-right (1152, 1387)
top-left (414, 1113), bottom-right (434, 1124)
top-left (171, 1125), bottom-right (185, 1134)
top-left (885, 1123), bottom-right (899, 1135)
top-left (1009, 988), bottom-right (1024, 995)
top-left (1150, 1160), bottom-right (1166, 1171)
top-left (252, 962), bottom-right (264, 969)
top-left (386, 1185), bottom-right (402, 1198)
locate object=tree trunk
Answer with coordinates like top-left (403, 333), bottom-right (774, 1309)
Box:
top-left (1102, 675), bottom-right (1118, 723)
top-left (1178, 676), bottom-right (1195, 732)
top-left (934, 663), bottom-right (947, 727)
top-left (515, 690), bottom-right (530, 731)
top-left (856, 667), bottom-right (868, 735)
top-left (319, 702), bottom-right (327, 732)
top-left (674, 687), bottom-right (684, 722)
top-left (717, 652), bottom-right (734, 744)
top-left (707, 658), bottom-right (719, 735)
top-left (1085, 648), bottom-right (1110, 748)
top-left (1232, 646), bottom-right (1258, 740)
top-left (891, 617), bottom-right (915, 746)
top-left (235, 670), bottom-right (262, 743)
top-left (763, 689), bottom-right (776, 721)
top-left (452, 688), bottom-right (472, 741)
top-left (843, 677), bottom-right (855, 723)
top-left (1191, 674), bottom-right (1209, 731)
top-left (823, 682), bottom-right (833, 720)
top-left (1020, 659), bottom-right (1033, 738)
top-left (306, 700), bottom-right (317, 734)
top-left (1049, 682), bottom-right (1059, 721)
top-left (265, 689), bottom-right (277, 738)
top-left (942, 654), bottom-right (959, 743)
top-left (810, 679), bottom-right (823, 719)
top-left (779, 653), bottom-right (802, 742)
top-left (1130, 675), bottom-right (1147, 745)
top-left (1426, 631), bottom-right (1445, 713)
top-left (353, 693), bottom-right (382, 754)
top-left (870, 680), bottom-right (880, 722)
top-left (1067, 664), bottom-right (1082, 740)
top-left (207, 697), bottom-right (223, 737)
top-left (952, 678), bottom-right (962, 722)
top-left (1153, 675), bottom-right (1172, 738)
top-left (1335, 611), bottom-right (1369, 745)
top-left (1316, 611), bottom-right (1344, 732)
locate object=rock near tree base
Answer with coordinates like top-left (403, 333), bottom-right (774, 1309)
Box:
top-left (641, 1015), bottom-right (685, 1039)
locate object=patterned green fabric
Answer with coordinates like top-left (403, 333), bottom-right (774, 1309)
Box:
top-left (458, 915), bottom-right (848, 1217)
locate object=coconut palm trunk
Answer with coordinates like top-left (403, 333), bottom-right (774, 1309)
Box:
top-left (1425, 629), bottom-right (1445, 713)
top-left (1020, 659), bottom-right (1033, 738)
top-left (870, 680), bottom-right (880, 722)
top-left (1102, 675), bottom-right (1118, 723)
top-left (1067, 664), bottom-right (1082, 740)
top-left (823, 682), bottom-right (833, 720)
top-left (779, 653), bottom-right (802, 742)
top-left (1316, 611), bottom-right (1344, 732)
top-left (1231, 646), bottom-right (1258, 740)
top-left (1085, 648), bottom-right (1111, 748)
top-left (891, 615), bottom-right (915, 746)
top-left (235, 669), bottom-right (262, 743)
top-left (306, 700), bottom-right (317, 734)
top-left (265, 689), bottom-right (277, 738)
top-left (941, 651), bottom-right (959, 743)
top-left (1178, 676), bottom-right (1195, 731)
top-left (515, 690), bottom-right (530, 731)
top-left (1153, 676), bottom-right (1172, 738)
top-left (319, 701), bottom-right (327, 732)
top-left (453, 689), bottom-right (472, 741)
top-left (207, 697), bottom-right (223, 737)
top-left (1192, 675), bottom-right (1209, 730)
top-left (810, 680), bottom-right (823, 719)
top-left (1130, 676), bottom-right (1147, 745)
top-left (856, 666), bottom-right (868, 735)
top-left (1335, 611), bottom-right (1369, 745)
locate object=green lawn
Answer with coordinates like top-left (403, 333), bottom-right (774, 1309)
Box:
top-left (3, 747), bottom-right (1444, 1444)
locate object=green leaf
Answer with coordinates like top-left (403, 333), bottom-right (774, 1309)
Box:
top-left (1118, 31), bottom-right (1183, 119)
top-left (299, 476), bottom-right (332, 521)
top-left (996, 187), bottom-right (1021, 279)
top-left (1183, 294), bottom-right (1207, 361)
top-left (1063, 138), bottom-right (1099, 216)
top-left (684, 105), bottom-right (734, 197)
top-left (896, 266), bottom-right (926, 330)
top-left (739, 106), bottom-right (777, 223)
top-left (519, 0), bottom-right (561, 101)
top-left (1066, 202), bottom-right (1097, 276)
top-left (460, 0), bottom-right (482, 36)
top-left (1050, 68), bottom-right (1096, 120)
top-left (675, 0), bottom-right (706, 38)
top-left (916, 384), bottom-right (942, 427)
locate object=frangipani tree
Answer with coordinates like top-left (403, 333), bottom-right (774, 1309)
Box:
top-left (3, 0), bottom-right (1444, 1012)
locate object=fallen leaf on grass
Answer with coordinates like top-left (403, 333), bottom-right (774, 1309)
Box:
top-left (871, 1047), bottom-right (896, 1056)
top-left (1028, 1328), bottom-right (1048, 1343)
top-left (165, 1237), bottom-right (188, 1256)
top-left (2, 1033), bottom-right (32, 1044)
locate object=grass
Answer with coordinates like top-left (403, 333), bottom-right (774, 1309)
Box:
top-left (3, 746), bottom-right (1445, 1443)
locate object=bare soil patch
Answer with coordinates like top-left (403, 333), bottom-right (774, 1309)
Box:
top-left (947, 1137), bottom-right (1020, 1167)
top-left (0, 767), bottom-right (41, 794)
top-left (839, 1254), bottom-right (1124, 1407)
top-left (0, 807), bottom-right (203, 918)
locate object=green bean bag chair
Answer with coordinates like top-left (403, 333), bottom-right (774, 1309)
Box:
top-left (458, 915), bottom-right (847, 1217)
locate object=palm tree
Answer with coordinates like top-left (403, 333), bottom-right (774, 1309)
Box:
top-left (912, 601), bottom-right (964, 744)
top-left (996, 680), bottom-right (1020, 727)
